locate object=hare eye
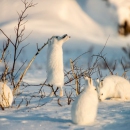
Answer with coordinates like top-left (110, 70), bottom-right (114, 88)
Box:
top-left (55, 36), bottom-right (58, 39)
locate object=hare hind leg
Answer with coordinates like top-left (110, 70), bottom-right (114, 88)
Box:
top-left (59, 87), bottom-right (63, 97)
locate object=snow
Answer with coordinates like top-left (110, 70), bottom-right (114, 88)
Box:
top-left (1, 0), bottom-right (130, 129)
top-left (1, 93), bottom-right (130, 130)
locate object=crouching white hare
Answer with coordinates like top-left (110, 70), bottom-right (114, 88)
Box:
top-left (0, 82), bottom-right (13, 107)
top-left (98, 75), bottom-right (130, 101)
top-left (46, 34), bottom-right (70, 97)
top-left (71, 77), bottom-right (99, 125)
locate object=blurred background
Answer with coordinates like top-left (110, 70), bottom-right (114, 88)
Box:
top-left (0, 0), bottom-right (130, 75)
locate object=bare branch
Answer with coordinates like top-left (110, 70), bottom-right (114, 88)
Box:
top-left (93, 55), bottom-right (113, 75)
top-left (70, 59), bottom-right (79, 95)
top-left (72, 51), bottom-right (90, 63)
top-left (0, 29), bottom-right (14, 46)
top-left (65, 89), bottom-right (73, 105)
top-left (14, 60), bottom-right (27, 78)
top-left (17, 98), bottom-right (23, 109)
top-left (57, 98), bottom-right (62, 106)
top-left (21, 30), bottom-right (33, 42)
top-left (12, 39), bottom-right (49, 95)
top-left (0, 39), bottom-right (9, 62)
top-left (15, 43), bottom-right (30, 60)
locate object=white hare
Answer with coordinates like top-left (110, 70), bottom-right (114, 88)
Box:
top-left (71, 77), bottom-right (99, 125)
top-left (0, 82), bottom-right (13, 107)
top-left (98, 75), bottom-right (130, 101)
top-left (46, 34), bottom-right (70, 97)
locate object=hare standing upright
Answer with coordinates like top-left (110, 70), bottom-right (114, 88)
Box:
top-left (46, 34), bottom-right (70, 97)
top-left (71, 77), bottom-right (99, 125)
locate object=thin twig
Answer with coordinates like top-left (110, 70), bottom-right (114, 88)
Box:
top-left (93, 55), bottom-right (113, 75)
top-left (57, 98), bottom-right (62, 106)
top-left (70, 59), bottom-right (79, 95)
top-left (0, 29), bottom-right (14, 46)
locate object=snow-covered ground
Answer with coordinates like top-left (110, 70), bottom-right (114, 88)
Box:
top-left (1, 69), bottom-right (130, 130)
top-left (1, 0), bottom-right (130, 129)
top-left (1, 98), bottom-right (130, 130)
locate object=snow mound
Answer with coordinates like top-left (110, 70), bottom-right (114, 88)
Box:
top-left (0, 0), bottom-right (103, 43)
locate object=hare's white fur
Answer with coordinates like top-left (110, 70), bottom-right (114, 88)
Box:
top-left (0, 82), bottom-right (13, 107)
top-left (71, 77), bottom-right (99, 125)
top-left (46, 34), bottom-right (70, 97)
top-left (99, 75), bottom-right (130, 101)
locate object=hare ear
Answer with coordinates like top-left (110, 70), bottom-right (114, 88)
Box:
top-left (84, 76), bottom-right (89, 80)
top-left (84, 76), bottom-right (93, 86)
top-left (89, 78), bottom-right (93, 86)
top-left (100, 80), bottom-right (103, 88)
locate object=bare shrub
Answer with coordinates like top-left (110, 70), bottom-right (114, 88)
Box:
top-left (0, 0), bottom-right (51, 109)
